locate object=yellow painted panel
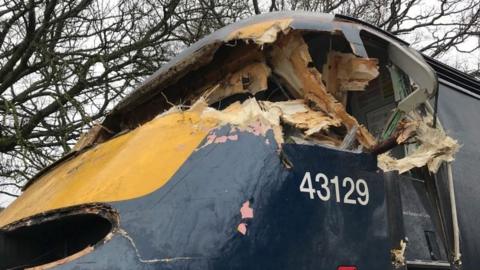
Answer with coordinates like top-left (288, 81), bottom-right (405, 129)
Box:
top-left (0, 112), bottom-right (217, 227)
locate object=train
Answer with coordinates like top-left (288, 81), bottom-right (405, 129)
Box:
top-left (1, 11), bottom-right (479, 270)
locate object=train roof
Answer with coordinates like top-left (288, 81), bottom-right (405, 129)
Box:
top-left (101, 11), bottom-right (480, 133)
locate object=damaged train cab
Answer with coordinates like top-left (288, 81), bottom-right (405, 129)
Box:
top-left (2, 12), bottom-right (480, 270)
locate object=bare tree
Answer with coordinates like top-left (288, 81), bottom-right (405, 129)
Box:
top-left (273, 0), bottom-right (480, 75)
top-left (0, 0), bottom-right (479, 197)
top-left (0, 0), bottom-right (249, 196)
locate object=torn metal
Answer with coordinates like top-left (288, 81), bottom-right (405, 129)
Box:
top-left (204, 61), bottom-right (271, 104)
top-left (154, 30), bottom-right (380, 152)
top-left (391, 239), bottom-right (407, 268)
top-left (73, 123), bottom-right (113, 152)
top-left (139, 22), bottom-right (456, 180)
top-left (322, 51), bottom-right (379, 104)
top-left (268, 32), bottom-right (377, 148)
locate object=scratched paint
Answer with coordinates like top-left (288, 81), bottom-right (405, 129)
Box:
top-left (50, 135), bottom-right (390, 270)
top-left (237, 223), bottom-right (248, 235)
top-left (201, 131), bottom-right (239, 148)
top-left (240, 201), bottom-right (254, 219)
top-left (237, 200), bottom-right (254, 235)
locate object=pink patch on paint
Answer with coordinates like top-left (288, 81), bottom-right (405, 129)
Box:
top-left (201, 133), bottom-right (217, 147)
top-left (206, 133), bottom-right (216, 142)
top-left (201, 131), bottom-right (239, 148)
top-left (240, 201), bottom-right (254, 219)
top-left (214, 136), bottom-right (228, 143)
top-left (228, 134), bottom-right (238, 141)
top-left (237, 223), bottom-right (248, 235)
top-left (209, 134), bottom-right (238, 143)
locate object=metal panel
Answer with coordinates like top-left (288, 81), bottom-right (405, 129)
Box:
top-left (437, 83), bottom-right (480, 269)
top-left (58, 127), bottom-right (390, 269)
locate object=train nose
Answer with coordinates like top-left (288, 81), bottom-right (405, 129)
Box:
top-left (0, 12), bottom-right (457, 269)
top-left (1, 125), bottom-right (390, 270)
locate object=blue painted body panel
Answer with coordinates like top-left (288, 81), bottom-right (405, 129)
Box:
top-left (60, 127), bottom-right (390, 269)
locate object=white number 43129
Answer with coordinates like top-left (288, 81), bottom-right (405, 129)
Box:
top-left (299, 172), bottom-right (369, 205)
